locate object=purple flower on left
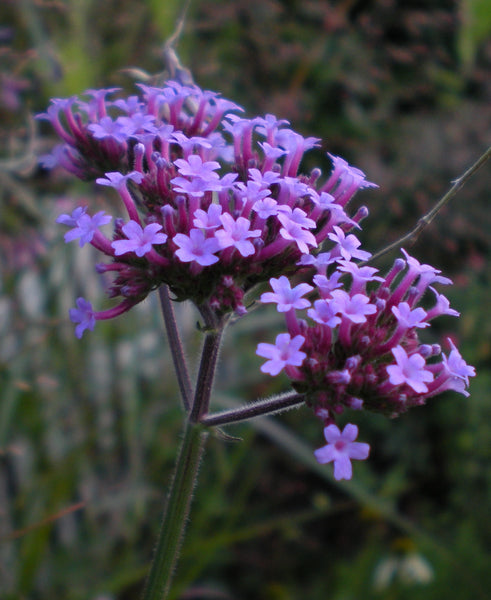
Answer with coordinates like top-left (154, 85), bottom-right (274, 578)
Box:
top-left (112, 221), bottom-right (168, 257)
top-left (56, 207), bottom-right (112, 247)
top-left (69, 297), bottom-right (96, 339)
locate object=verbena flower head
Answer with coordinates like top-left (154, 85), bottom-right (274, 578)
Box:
top-left (41, 81), bottom-right (375, 334)
top-left (43, 81), bottom-right (475, 480)
top-left (257, 246), bottom-right (476, 478)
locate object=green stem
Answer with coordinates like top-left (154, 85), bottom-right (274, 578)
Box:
top-left (141, 421), bottom-right (208, 600)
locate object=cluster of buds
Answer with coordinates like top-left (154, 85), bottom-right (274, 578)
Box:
top-left (40, 81), bottom-right (475, 479)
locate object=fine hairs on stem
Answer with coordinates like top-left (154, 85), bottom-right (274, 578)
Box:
top-left (141, 423), bottom-right (208, 600)
top-left (189, 323), bottom-right (227, 423)
top-left (200, 392), bottom-right (306, 427)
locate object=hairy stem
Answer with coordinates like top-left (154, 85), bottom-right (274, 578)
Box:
top-left (189, 328), bottom-right (224, 423)
top-left (141, 421), bottom-right (208, 600)
top-left (158, 285), bottom-right (193, 411)
top-left (200, 392), bottom-right (306, 427)
top-left (188, 305), bottom-right (229, 423)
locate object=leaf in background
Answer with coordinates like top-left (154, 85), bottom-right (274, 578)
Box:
top-left (458, 0), bottom-right (491, 67)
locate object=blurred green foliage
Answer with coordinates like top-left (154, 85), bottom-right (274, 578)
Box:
top-left (458, 0), bottom-right (491, 67)
top-left (0, 0), bottom-right (489, 598)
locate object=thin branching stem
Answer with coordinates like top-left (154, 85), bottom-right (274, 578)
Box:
top-left (200, 392), bottom-right (306, 427)
top-left (189, 324), bottom-right (225, 423)
top-left (363, 145), bottom-right (491, 265)
top-left (158, 285), bottom-right (193, 411)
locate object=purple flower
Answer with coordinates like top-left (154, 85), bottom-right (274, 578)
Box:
top-left (260, 276), bottom-right (313, 312)
top-left (278, 214), bottom-right (318, 254)
top-left (57, 207), bottom-right (112, 247)
top-left (425, 288), bottom-right (460, 320)
top-left (193, 204), bottom-right (223, 230)
top-left (337, 260), bottom-right (383, 288)
top-left (392, 302), bottom-right (429, 329)
top-left (328, 226), bottom-right (372, 262)
top-left (279, 206), bottom-right (316, 230)
top-left (401, 249), bottom-right (452, 287)
top-left (298, 252), bottom-right (336, 275)
top-left (252, 197), bottom-right (281, 219)
top-left (38, 144), bottom-right (64, 170)
top-left (56, 206), bottom-right (87, 228)
top-left (171, 176), bottom-right (222, 198)
top-left (236, 180), bottom-right (271, 204)
top-left (248, 167), bottom-right (282, 188)
top-left (315, 192), bottom-right (337, 209)
top-left (314, 423), bottom-right (370, 480)
top-left (69, 297), bottom-right (96, 339)
top-left (171, 132), bottom-right (212, 152)
top-left (386, 346), bottom-right (434, 393)
top-left (88, 116), bottom-right (127, 142)
top-left (330, 290), bottom-right (377, 324)
top-left (324, 154), bottom-right (378, 204)
top-left (256, 333), bottom-right (306, 376)
top-left (173, 229), bottom-right (221, 266)
top-left (274, 129), bottom-right (320, 153)
top-left (312, 272), bottom-right (343, 296)
top-left (442, 338), bottom-right (476, 387)
top-left (214, 214), bottom-right (261, 257)
top-left (174, 155), bottom-right (221, 180)
top-left (44, 82), bottom-right (478, 486)
top-left (280, 177), bottom-right (316, 200)
top-left (112, 221), bottom-right (168, 257)
top-left (307, 299), bottom-right (342, 327)
top-left (256, 113), bottom-right (290, 137)
top-left (258, 141), bottom-right (287, 163)
top-left (112, 95), bottom-right (142, 114)
top-left (96, 171), bottom-right (144, 190)
top-left (218, 172), bottom-right (239, 189)
top-left (117, 113), bottom-right (157, 134)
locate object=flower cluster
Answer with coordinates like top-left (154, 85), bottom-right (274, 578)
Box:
top-left (39, 82), bottom-right (375, 335)
top-left (257, 250), bottom-right (475, 478)
top-left (41, 81), bottom-right (475, 480)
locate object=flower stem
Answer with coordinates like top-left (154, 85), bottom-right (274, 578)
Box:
top-left (189, 306), bottom-right (229, 423)
top-left (200, 392), bottom-right (305, 427)
top-left (364, 145), bottom-right (491, 265)
top-left (142, 421), bottom-right (208, 600)
top-left (189, 328), bottom-right (224, 422)
top-left (158, 285), bottom-right (193, 411)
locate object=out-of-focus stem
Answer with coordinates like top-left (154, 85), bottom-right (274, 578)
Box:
top-left (364, 145), bottom-right (491, 265)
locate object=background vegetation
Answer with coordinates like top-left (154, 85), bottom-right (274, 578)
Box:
top-left (0, 1), bottom-right (489, 598)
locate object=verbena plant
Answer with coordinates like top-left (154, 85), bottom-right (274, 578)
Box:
top-left (38, 48), bottom-right (487, 599)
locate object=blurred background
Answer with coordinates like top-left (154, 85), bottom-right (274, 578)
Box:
top-left (0, 0), bottom-right (489, 598)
